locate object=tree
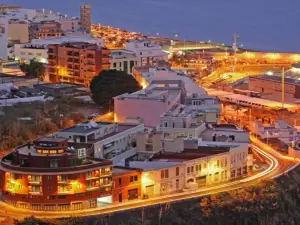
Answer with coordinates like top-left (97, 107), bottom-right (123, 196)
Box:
top-left (90, 70), bottom-right (142, 107)
top-left (20, 59), bottom-right (46, 81)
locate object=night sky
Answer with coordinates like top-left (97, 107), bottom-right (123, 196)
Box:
top-left (5, 0), bottom-right (300, 52)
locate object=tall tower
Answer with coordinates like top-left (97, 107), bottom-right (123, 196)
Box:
top-left (80, 4), bottom-right (91, 33)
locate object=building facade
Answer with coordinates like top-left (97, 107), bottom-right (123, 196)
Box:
top-left (29, 21), bottom-right (64, 40)
top-left (112, 167), bottom-right (142, 203)
top-left (14, 36), bottom-right (104, 64)
top-left (47, 42), bottom-right (110, 86)
top-left (8, 19), bottom-right (29, 44)
top-left (125, 40), bottom-right (168, 67)
top-left (110, 49), bottom-right (138, 74)
top-left (250, 120), bottom-right (299, 144)
top-left (249, 75), bottom-right (300, 99)
top-left (0, 137), bottom-right (113, 211)
top-left (80, 4), bottom-right (91, 33)
top-left (114, 80), bottom-right (184, 127)
top-left (56, 121), bottom-right (144, 160)
top-left (129, 161), bottom-right (185, 198)
top-left (0, 17), bottom-right (8, 60)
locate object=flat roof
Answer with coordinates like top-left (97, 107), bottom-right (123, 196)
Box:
top-left (35, 136), bottom-right (67, 142)
top-left (31, 36), bottom-right (102, 46)
top-left (113, 166), bottom-right (141, 175)
top-left (117, 87), bottom-right (181, 102)
top-left (207, 89), bottom-right (298, 109)
top-left (60, 121), bottom-right (112, 134)
top-left (129, 161), bottom-right (182, 171)
top-left (250, 75), bottom-right (300, 86)
top-left (89, 123), bottom-right (141, 143)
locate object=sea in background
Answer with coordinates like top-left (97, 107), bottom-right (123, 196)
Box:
top-left (6, 0), bottom-right (300, 52)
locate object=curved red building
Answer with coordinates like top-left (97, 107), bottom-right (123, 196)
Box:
top-left (0, 136), bottom-right (113, 211)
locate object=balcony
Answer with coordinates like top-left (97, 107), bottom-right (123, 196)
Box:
top-left (87, 54), bottom-right (94, 59)
top-left (48, 49), bottom-right (56, 54)
top-left (86, 176), bottom-right (100, 181)
top-left (86, 61), bottom-right (95, 65)
top-left (100, 182), bottom-right (112, 187)
top-left (29, 191), bottom-right (42, 195)
top-left (28, 180), bottom-right (42, 185)
top-left (86, 186), bottom-right (100, 191)
top-left (57, 179), bottom-right (70, 184)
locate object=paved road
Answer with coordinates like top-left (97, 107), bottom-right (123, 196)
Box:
top-left (0, 140), bottom-right (296, 220)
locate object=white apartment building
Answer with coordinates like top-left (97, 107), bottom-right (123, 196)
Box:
top-left (56, 121), bottom-right (144, 160)
top-left (250, 120), bottom-right (299, 144)
top-left (125, 40), bottom-right (168, 67)
top-left (158, 108), bottom-right (207, 138)
top-left (0, 17), bottom-right (8, 60)
top-left (201, 124), bottom-right (250, 143)
top-left (129, 161), bottom-right (185, 198)
top-left (13, 36), bottom-right (104, 63)
top-left (110, 49), bottom-right (138, 74)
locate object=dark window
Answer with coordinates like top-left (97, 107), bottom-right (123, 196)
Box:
top-left (130, 176), bottom-right (134, 182)
top-left (118, 178), bottom-right (122, 185)
top-left (165, 169), bottom-right (169, 178)
top-left (134, 175), bottom-right (138, 181)
top-left (58, 195), bottom-right (66, 199)
top-left (176, 167), bottom-right (179, 176)
top-left (113, 62), bottom-right (117, 67)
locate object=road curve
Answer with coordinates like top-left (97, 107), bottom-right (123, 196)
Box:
top-left (0, 142), bottom-right (297, 220)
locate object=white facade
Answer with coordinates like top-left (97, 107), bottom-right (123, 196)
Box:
top-left (0, 17), bottom-right (8, 60)
top-left (125, 40), bottom-right (168, 67)
top-left (250, 120), bottom-right (299, 144)
top-left (130, 161), bottom-right (185, 197)
top-left (110, 49), bottom-right (138, 74)
top-left (56, 121), bottom-right (144, 160)
top-left (3, 9), bottom-right (37, 21)
top-left (13, 36), bottom-right (104, 64)
top-left (159, 111), bottom-right (207, 138)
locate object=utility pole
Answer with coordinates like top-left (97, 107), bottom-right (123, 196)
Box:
top-left (282, 67), bottom-right (285, 109)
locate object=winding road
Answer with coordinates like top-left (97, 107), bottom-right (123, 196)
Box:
top-left (0, 137), bottom-right (297, 220)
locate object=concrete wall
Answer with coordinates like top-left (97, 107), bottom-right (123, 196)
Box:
top-left (114, 94), bottom-right (181, 127)
top-left (8, 23), bottom-right (29, 44)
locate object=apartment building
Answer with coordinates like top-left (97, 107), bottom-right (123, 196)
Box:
top-left (47, 42), bottom-right (110, 86)
top-left (250, 120), bottom-right (299, 144)
top-left (0, 137), bottom-right (113, 211)
top-left (110, 49), bottom-right (138, 74)
top-left (112, 167), bottom-right (142, 203)
top-left (14, 36), bottom-right (104, 64)
top-left (125, 40), bottom-right (168, 67)
top-left (56, 121), bottom-right (144, 160)
top-left (129, 161), bottom-right (185, 198)
top-left (114, 80), bottom-right (185, 127)
top-left (29, 21), bottom-right (64, 40)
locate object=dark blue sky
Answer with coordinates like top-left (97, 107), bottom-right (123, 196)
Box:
top-left (6, 0), bottom-right (300, 52)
